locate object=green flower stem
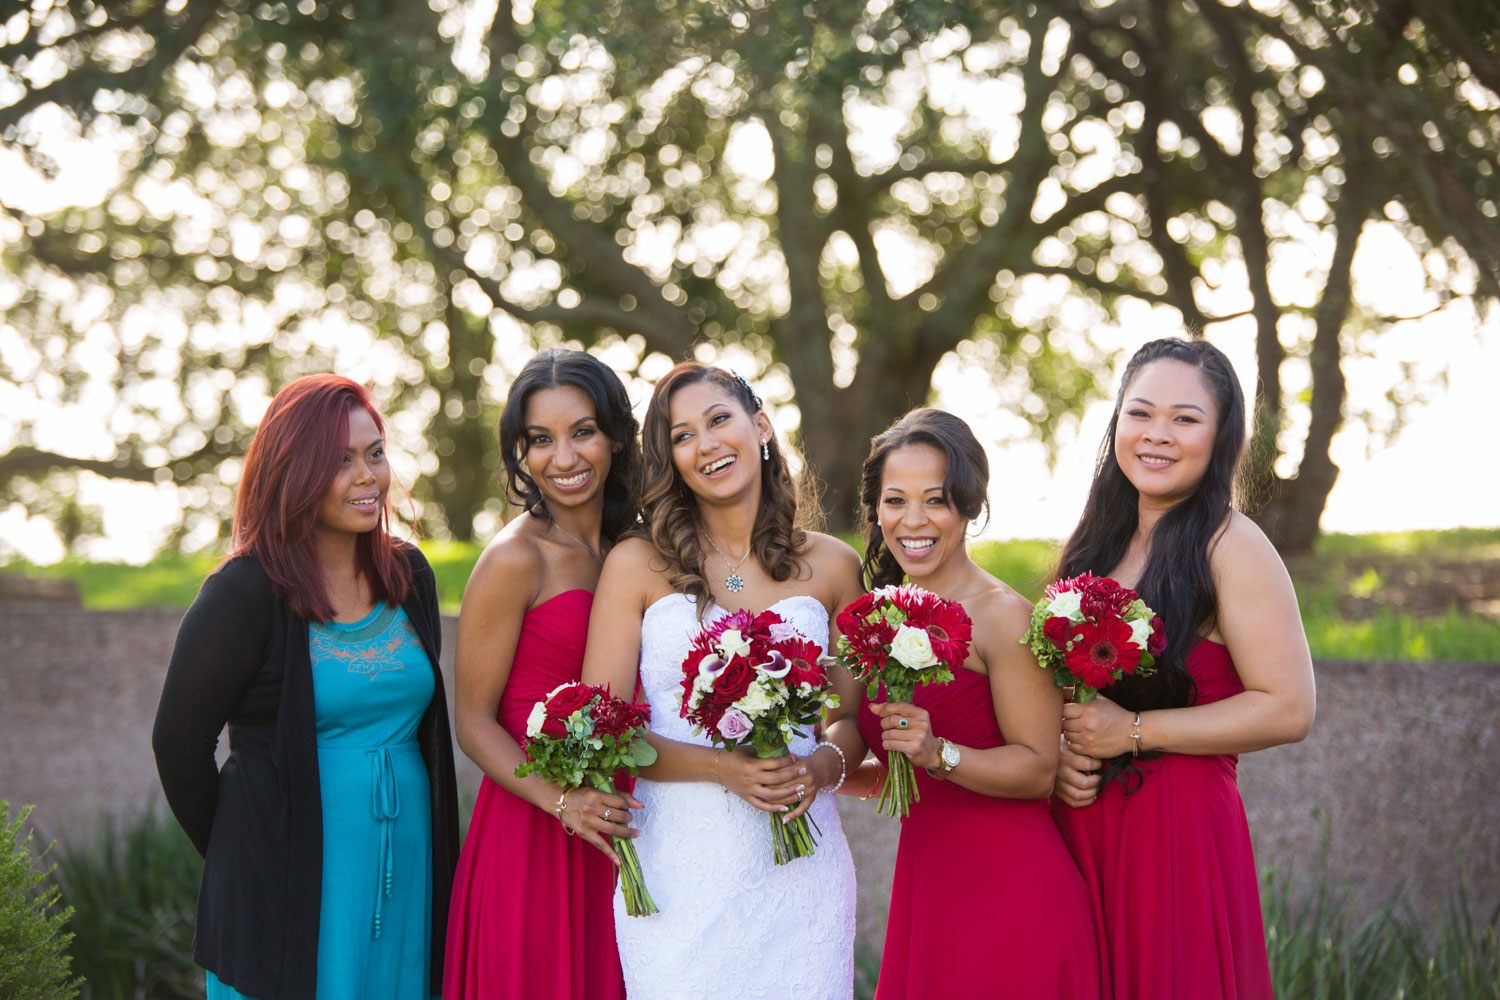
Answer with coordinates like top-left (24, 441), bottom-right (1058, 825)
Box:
top-left (1072, 684), bottom-right (1098, 704)
top-left (586, 774), bottom-right (657, 916)
top-left (759, 744), bottom-right (819, 865)
top-left (613, 837), bottom-right (658, 917)
top-left (878, 684), bottom-right (920, 819)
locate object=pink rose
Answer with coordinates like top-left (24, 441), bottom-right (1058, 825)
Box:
top-left (717, 708), bottom-right (752, 741)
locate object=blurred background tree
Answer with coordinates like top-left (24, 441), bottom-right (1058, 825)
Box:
top-left (1, 0), bottom-right (1495, 550)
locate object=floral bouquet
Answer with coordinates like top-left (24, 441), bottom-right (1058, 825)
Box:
top-left (1022, 573), bottom-right (1164, 703)
top-left (833, 585), bottom-right (974, 818)
top-left (678, 609), bottom-right (841, 865)
top-left (516, 681), bottom-right (659, 916)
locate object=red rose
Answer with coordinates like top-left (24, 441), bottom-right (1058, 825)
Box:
top-left (1042, 616), bottom-right (1075, 650)
top-left (540, 715), bottom-right (568, 739)
top-left (1148, 616), bottom-right (1167, 655)
top-left (836, 593), bottom-right (878, 638)
top-left (545, 682), bottom-right (595, 719)
top-left (714, 659), bottom-right (755, 703)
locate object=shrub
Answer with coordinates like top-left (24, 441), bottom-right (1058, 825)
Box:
top-left (0, 801), bottom-right (80, 1000)
top-left (51, 810), bottom-right (203, 1000)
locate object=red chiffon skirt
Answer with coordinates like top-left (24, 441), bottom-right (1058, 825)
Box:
top-left (1052, 640), bottom-right (1272, 1000)
top-left (442, 591), bottom-right (624, 1000)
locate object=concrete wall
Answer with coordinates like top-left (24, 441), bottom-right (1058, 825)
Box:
top-left (2, 604), bottom-right (1495, 958)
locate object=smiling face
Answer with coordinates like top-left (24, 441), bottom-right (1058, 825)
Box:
top-left (522, 384), bottom-right (615, 513)
top-left (667, 380), bottom-right (772, 503)
top-left (314, 406), bottom-right (391, 540)
top-left (1113, 358), bottom-right (1220, 505)
top-left (878, 444), bottom-right (967, 580)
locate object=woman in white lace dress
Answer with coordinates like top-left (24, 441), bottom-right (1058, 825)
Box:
top-left (580, 361), bottom-right (864, 999)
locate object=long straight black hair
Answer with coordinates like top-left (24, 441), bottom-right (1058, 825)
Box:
top-left (497, 347), bottom-right (642, 545)
top-left (1056, 337), bottom-right (1247, 712)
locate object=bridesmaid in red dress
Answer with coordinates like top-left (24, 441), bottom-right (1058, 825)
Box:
top-left (442, 349), bottom-right (641, 1000)
top-left (1050, 337), bottom-right (1316, 1000)
top-left (831, 408), bottom-right (1100, 999)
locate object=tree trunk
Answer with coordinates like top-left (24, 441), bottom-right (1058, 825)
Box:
top-left (428, 297), bottom-right (497, 542)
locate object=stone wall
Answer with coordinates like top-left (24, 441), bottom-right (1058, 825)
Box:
top-left (1, 604), bottom-right (1495, 958)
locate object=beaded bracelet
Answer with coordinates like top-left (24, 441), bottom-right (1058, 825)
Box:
top-left (815, 741), bottom-right (847, 795)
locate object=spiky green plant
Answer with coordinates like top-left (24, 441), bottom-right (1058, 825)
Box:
top-left (0, 801), bottom-right (81, 1000)
top-left (51, 810), bottom-right (203, 1000)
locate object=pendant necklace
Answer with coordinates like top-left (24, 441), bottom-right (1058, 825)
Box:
top-left (703, 532), bottom-right (752, 594)
top-left (548, 520), bottom-right (603, 563)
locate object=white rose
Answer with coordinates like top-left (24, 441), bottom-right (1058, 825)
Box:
top-left (525, 701), bottom-right (547, 738)
top-left (736, 679), bottom-right (776, 715)
top-left (716, 629), bottom-right (752, 662)
top-left (1128, 616), bottom-right (1151, 649)
top-left (890, 623), bottom-right (939, 670)
top-left (1045, 590), bottom-right (1083, 618)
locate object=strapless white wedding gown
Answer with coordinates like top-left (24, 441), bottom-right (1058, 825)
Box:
top-left (615, 593), bottom-right (856, 999)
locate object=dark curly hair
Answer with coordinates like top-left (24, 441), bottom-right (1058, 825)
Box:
top-left (858, 408), bottom-right (990, 590)
top-left (640, 362), bottom-right (820, 614)
top-left (497, 348), bottom-right (642, 545)
top-left (1056, 336), bottom-right (1247, 712)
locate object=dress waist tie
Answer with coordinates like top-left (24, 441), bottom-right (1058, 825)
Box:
top-left (368, 745), bottom-right (402, 940)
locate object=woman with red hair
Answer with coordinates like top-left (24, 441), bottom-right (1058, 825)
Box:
top-left (153, 374), bottom-right (459, 1000)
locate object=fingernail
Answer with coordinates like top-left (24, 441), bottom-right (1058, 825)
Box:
top-left (780, 805), bottom-right (789, 812)
top-left (798, 767), bottom-right (807, 776)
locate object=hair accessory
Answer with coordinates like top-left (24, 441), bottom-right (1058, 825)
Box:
top-left (729, 369), bottom-right (763, 410)
top-left (816, 740), bottom-right (847, 795)
top-left (762, 438), bottom-right (769, 461)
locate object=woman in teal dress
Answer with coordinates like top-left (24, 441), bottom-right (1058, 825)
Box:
top-left (153, 374), bottom-right (459, 1000)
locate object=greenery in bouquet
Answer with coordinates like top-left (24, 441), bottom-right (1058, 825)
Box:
top-left (1023, 572), bottom-right (1164, 703)
top-left (516, 682), bottom-right (659, 915)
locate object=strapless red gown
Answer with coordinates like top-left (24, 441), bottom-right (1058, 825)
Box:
top-left (858, 667), bottom-right (1101, 999)
top-left (1052, 639), bottom-right (1272, 1000)
top-left (442, 590), bottom-right (625, 1000)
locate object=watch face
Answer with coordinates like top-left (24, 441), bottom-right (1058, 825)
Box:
top-left (941, 741), bottom-right (960, 769)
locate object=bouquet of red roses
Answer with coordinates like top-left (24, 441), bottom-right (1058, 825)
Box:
top-left (678, 608), bottom-right (841, 865)
top-left (515, 681), bottom-right (659, 915)
top-left (833, 585), bottom-right (974, 818)
top-left (1022, 573), bottom-right (1164, 703)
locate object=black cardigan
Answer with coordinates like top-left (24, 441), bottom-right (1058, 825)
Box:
top-left (152, 545), bottom-right (459, 1000)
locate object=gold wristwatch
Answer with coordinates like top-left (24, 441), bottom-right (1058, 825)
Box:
top-left (927, 738), bottom-right (961, 779)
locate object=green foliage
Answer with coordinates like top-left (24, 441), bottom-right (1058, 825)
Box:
top-left (51, 811), bottom-right (203, 1000)
top-left (1262, 869), bottom-right (1500, 999)
top-left (0, 802), bottom-right (80, 1000)
top-left (6, 528), bottom-right (1498, 660)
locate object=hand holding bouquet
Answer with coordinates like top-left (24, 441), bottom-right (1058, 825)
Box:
top-left (516, 682), bottom-right (659, 915)
top-left (833, 585), bottom-right (974, 818)
top-left (1022, 573), bottom-right (1164, 704)
top-left (678, 609), bottom-right (841, 865)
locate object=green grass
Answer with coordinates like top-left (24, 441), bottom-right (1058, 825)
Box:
top-left (5, 528), bottom-right (1498, 661)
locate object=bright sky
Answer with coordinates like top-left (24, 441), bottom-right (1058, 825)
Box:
top-left (2, 13), bottom-right (1496, 564)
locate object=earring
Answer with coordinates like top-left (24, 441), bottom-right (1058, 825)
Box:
top-left (762, 439), bottom-right (770, 461)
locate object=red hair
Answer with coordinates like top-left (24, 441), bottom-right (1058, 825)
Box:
top-left (230, 374), bottom-right (410, 622)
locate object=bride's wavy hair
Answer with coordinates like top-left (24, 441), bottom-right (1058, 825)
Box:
top-left (859, 408), bottom-right (990, 590)
top-left (1056, 336), bottom-right (1247, 712)
top-left (640, 362), bottom-right (820, 613)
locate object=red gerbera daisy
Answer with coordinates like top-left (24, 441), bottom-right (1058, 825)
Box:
top-left (1063, 617), bottom-right (1143, 689)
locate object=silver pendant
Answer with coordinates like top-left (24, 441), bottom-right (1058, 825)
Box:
top-left (726, 573), bottom-right (745, 593)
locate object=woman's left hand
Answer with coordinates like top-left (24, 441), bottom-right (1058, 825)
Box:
top-left (1062, 693), bottom-right (1133, 758)
top-left (869, 701), bottom-right (940, 770)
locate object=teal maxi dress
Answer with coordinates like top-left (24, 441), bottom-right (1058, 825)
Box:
top-left (208, 602), bottom-right (435, 999)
